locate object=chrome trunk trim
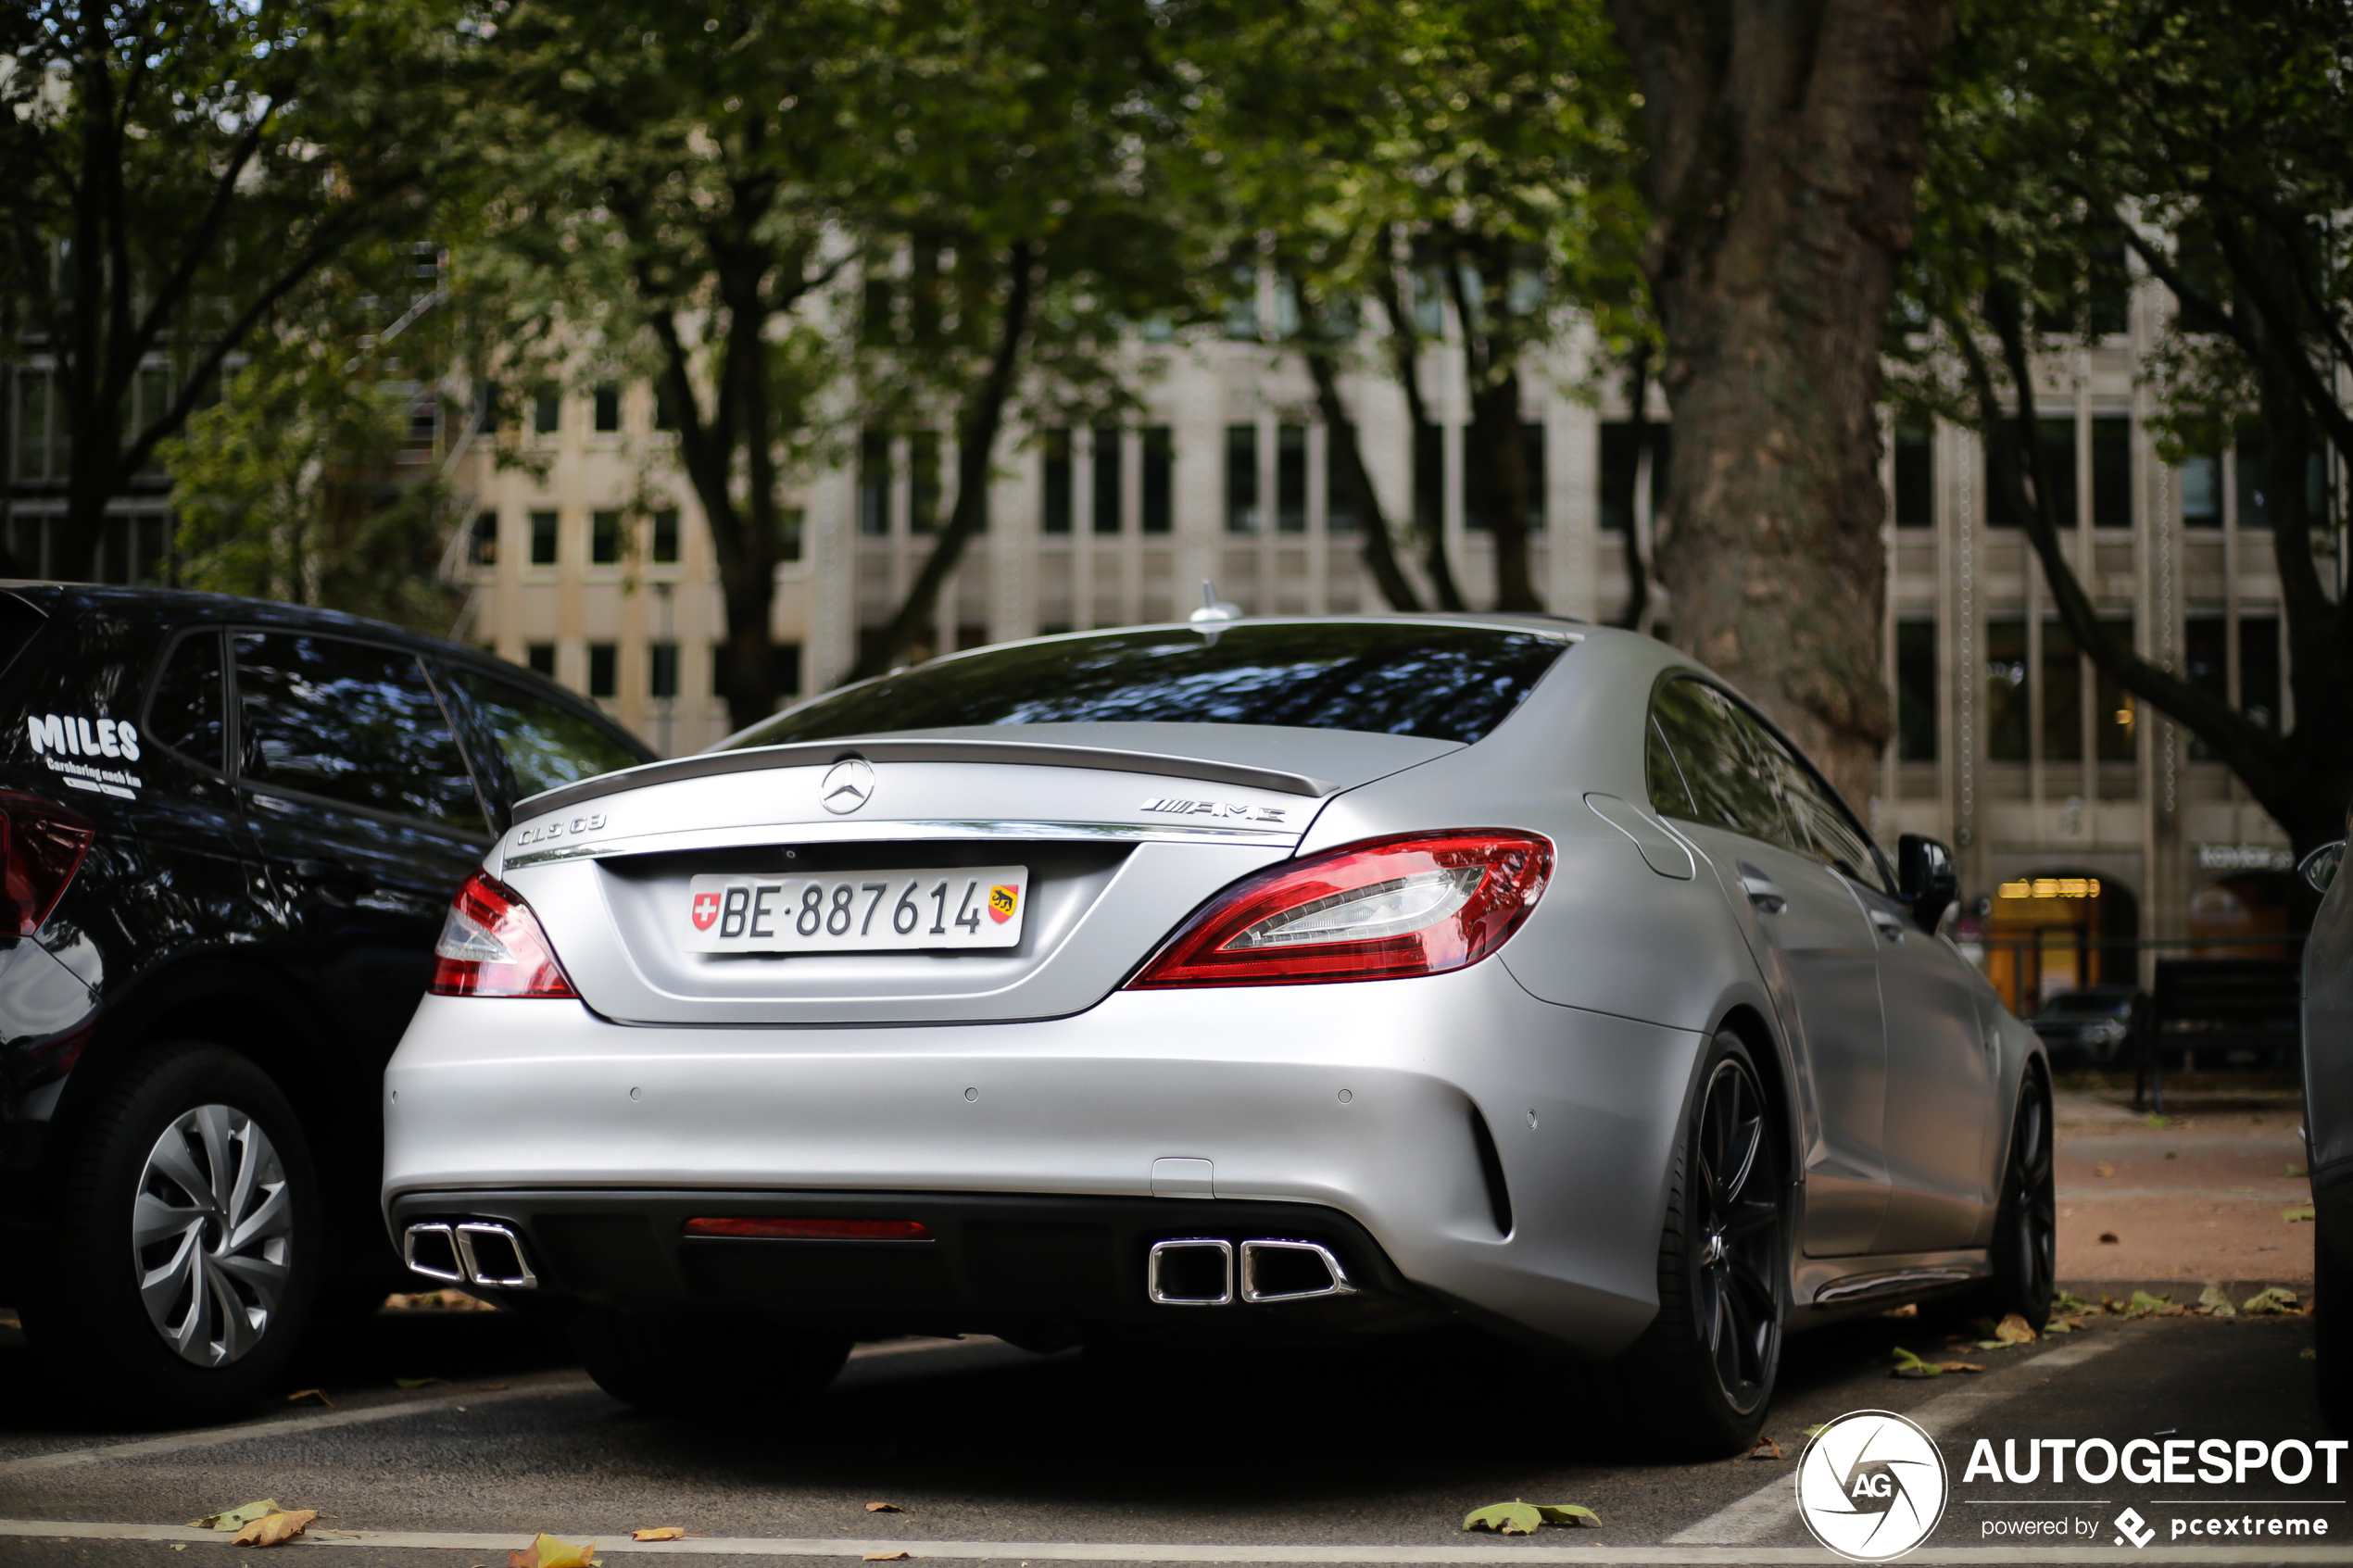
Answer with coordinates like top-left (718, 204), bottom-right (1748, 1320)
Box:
top-left (502, 815), bottom-right (1299, 872)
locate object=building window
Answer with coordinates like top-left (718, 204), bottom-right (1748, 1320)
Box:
top-left (1325, 424), bottom-right (1361, 534)
top-left (525, 643), bottom-right (556, 677)
top-left (2231, 433), bottom-right (2323, 530)
top-left (651, 508), bottom-right (680, 564)
top-left (593, 383), bottom-right (621, 433)
top-left (1986, 617), bottom-right (2029, 761)
top-left (910, 432), bottom-right (941, 533)
top-left (1226, 424), bottom-right (1259, 533)
top-left (1895, 617), bottom-right (1937, 760)
top-left (590, 509), bottom-right (623, 565)
top-left (2241, 615), bottom-right (2281, 733)
top-left (1222, 262), bottom-right (1259, 341)
top-left (2088, 241), bottom-right (2131, 336)
top-left (14, 369), bottom-right (60, 481)
top-left (648, 641), bottom-right (678, 700)
top-left (2091, 417), bottom-right (2132, 528)
top-left (1276, 423), bottom-right (1307, 533)
top-left (470, 511), bottom-right (497, 566)
top-left (532, 387), bottom-right (560, 435)
top-left (2096, 616), bottom-right (2136, 761)
top-left (858, 431), bottom-right (890, 536)
top-left (778, 506), bottom-right (804, 563)
top-left (2185, 615), bottom-right (2226, 758)
top-left (1141, 426), bottom-right (1173, 534)
top-left (2042, 618), bottom-right (2082, 762)
top-left (1092, 427), bottom-right (1123, 534)
top-left (1987, 418), bottom-right (2077, 528)
top-left (473, 380), bottom-right (501, 435)
top-left (1599, 421), bottom-right (1669, 533)
top-left (529, 510), bottom-right (560, 566)
top-left (652, 383), bottom-right (678, 432)
top-left (2181, 454), bottom-right (2221, 526)
top-left (587, 643), bottom-right (618, 699)
top-left (1041, 429), bottom-right (1072, 534)
top-left (1894, 424), bottom-right (1933, 528)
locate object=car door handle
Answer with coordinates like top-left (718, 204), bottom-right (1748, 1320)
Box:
top-left (1737, 866), bottom-right (1786, 913)
top-left (1872, 915), bottom-right (1906, 943)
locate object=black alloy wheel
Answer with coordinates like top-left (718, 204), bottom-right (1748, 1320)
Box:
top-left (1615, 1030), bottom-right (1787, 1457)
top-left (1986, 1073), bottom-right (2057, 1331)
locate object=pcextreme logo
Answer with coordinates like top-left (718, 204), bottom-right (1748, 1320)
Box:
top-left (1796, 1411), bottom-right (1950, 1562)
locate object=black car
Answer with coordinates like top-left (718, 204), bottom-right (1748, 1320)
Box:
top-left (2026, 985), bottom-right (2147, 1066)
top-left (0, 583), bottom-right (650, 1421)
top-left (2304, 829), bottom-right (2351, 1431)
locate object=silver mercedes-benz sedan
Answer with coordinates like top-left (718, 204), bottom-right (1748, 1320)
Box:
top-left (383, 613), bottom-right (2051, 1454)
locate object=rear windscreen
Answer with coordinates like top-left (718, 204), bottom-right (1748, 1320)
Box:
top-left (724, 622), bottom-right (1570, 749)
top-left (0, 593), bottom-right (46, 683)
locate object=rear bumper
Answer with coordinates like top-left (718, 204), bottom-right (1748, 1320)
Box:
top-left (381, 966), bottom-right (1708, 1355)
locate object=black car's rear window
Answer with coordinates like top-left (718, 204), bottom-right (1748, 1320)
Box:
top-left (724, 622), bottom-right (1569, 749)
top-left (0, 592), bottom-right (46, 682)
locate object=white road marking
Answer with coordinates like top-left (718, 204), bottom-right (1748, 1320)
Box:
top-left (4, 1519), bottom-right (2353, 1562)
top-left (0, 1336), bottom-right (1002, 1477)
top-left (1666, 1336), bottom-right (2119, 1546)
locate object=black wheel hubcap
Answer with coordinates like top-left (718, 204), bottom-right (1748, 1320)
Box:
top-left (1693, 1057), bottom-right (1780, 1413)
top-left (2007, 1083), bottom-right (2057, 1304)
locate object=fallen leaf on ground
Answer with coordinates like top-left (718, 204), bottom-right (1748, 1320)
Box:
top-left (284, 1388), bottom-right (334, 1408)
top-left (1534, 1504), bottom-right (1600, 1527)
top-left (1994, 1312), bottom-right (2037, 1344)
top-left (1746, 1436), bottom-right (1783, 1461)
top-left (865, 1501), bottom-right (902, 1513)
top-left (510, 1533), bottom-right (597, 1568)
top-left (1801, 1424), bottom-right (1830, 1439)
top-left (1892, 1346), bottom-right (1942, 1379)
top-left (862, 1555), bottom-right (911, 1562)
top-left (631, 1528), bottom-right (688, 1541)
top-left (2166, 1150), bottom-right (2179, 1159)
top-left (1463, 1502), bottom-right (1543, 1535)
top-left (395, 1376), bottom-right (445, 1389)
top-left (2284, 1207), bottom-right (2317, 1223)
top-left (2291, 1164), bottom-right (2309, 1177)
top-left (231, 1510), bottom-right (318, 1548)
top-left (2199, 1286), bottom-right (2239, 1317)
top-left (191, 1501), bottom-right (282, 1531)
top-left (2303, 1348), bottom-right (2319, 1360)
top-left (2094, 1164), bottom-right (2115, 1177)
top-left (1881, 1303), bottom-right (1917, 1319)
top-left (2098, 1232), bottom-right (2120, 1245)
top-left (2044, 1322), bottom-right (2074, 1334)
top-left (2055, 1290), bottom-right (2096, 1315)
top-left (2127, 1290), bottom-right (2173, 1316)
top-left (2244, 1286), bottom-right (2303, 1315)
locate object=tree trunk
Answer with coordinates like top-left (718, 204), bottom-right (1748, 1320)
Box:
top-left (1371, 257), bottom-right (1466, 612)
top-left (1447, 243), bottom-right (1540, 612)
top-left (1290, 284), bottom-right (1420, 611)
top-left (845, 240), bottom-right (1037, 686)
top-left (1612, 344), bottom-right (1655, 631)
top-left (1608, 0), bottom-right (1947, 809)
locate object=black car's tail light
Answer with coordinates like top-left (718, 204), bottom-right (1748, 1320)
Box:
top-left (1126, 830), bottom-right (1553, 989)
top-left (430, 871), bottom-right (577, 998)
top-left (0, 791), bottom-right (94, 938)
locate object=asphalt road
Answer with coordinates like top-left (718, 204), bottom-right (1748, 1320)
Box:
top-left (0, 1291), bottom-right (2339, 1566)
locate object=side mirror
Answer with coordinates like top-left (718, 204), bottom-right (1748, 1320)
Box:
top-left (2303, 840), bottom-right (2347, 896)
top-left (1898, 834), bottom-right (1957, 934)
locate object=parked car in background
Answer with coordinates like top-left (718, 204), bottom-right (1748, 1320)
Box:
top-left (2301, 829), bottom-right (2351, 1432)
top-left (384, 614), bottom-right (2048, 1457)
top-left (2027, 985), bottom-right (2147, 1067)
top-left (0, 584), bottom-right (651, 1422)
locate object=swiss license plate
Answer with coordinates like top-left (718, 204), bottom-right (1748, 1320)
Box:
top-left (682, 866), bottom-right (1030, 953)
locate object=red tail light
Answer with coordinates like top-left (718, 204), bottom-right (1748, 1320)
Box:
top-left (1, 792), bottom-right (94, 938)
top-left (429, 871), bottom-right (577, 998)
top-left (1126, 830), bottom-right (1553, 989)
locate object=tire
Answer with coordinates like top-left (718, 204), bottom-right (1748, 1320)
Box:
top-left (19, 1043), bottom-right (321, 1426)
top-left (2317, 1195), bottom-right (2353, 1436)
top-left (571, 1310), bottom-right (850, 1417)
top-left (1955, 1069), bottom-right (2057, 1333)
top-left (1611, 1029), bottom-right (1788, 1458)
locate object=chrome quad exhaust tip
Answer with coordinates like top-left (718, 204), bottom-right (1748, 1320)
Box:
top-left (403, 1221), bottom-right (538, 1289)
top-left (1146, 1237), bottom-right (1355, 1306)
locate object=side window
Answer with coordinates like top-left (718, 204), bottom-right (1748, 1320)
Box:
top-left (451, 669), bottom-right (644, 802)
top-left (1645, 715), bottom-right (1694, 818)
top-left (146, 629), bottom-right (225, 771)
top-left (1650, 678), bottom-right (1787, 844)
top-left (233, 632), bottom-right (486, 832)
top-left (1719, 697), bottom-right (1891, 890)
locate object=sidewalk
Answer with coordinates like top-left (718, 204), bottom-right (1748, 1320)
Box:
top-left (2054, 1086), bottom-right (2312, 1288)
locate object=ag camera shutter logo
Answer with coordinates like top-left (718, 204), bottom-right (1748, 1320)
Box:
top-left (1796, 1410), bottom-right (1949, 1562)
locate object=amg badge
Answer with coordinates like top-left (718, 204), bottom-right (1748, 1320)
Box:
top-left (1139, 797), bottom-right (1288, 824)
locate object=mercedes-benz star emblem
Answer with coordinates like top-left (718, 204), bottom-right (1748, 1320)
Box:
top-left (821, 757), bottom-right (875, 815)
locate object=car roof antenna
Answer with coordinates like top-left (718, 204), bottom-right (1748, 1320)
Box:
top-left (1189, 581), bottom-right (1243, 626)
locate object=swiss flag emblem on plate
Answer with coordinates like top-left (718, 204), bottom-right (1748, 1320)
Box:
top-left (691, 892), bottom-right (722, 931)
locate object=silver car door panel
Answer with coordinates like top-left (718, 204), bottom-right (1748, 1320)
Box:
top-left (1858, 880), bottom-right (2001, 1253)
top-left (383, 957), bottom-right (1705, 1360)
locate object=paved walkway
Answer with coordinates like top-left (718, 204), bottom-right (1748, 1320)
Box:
top-left (2054, 1087), bottom-right (2313, 1287)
